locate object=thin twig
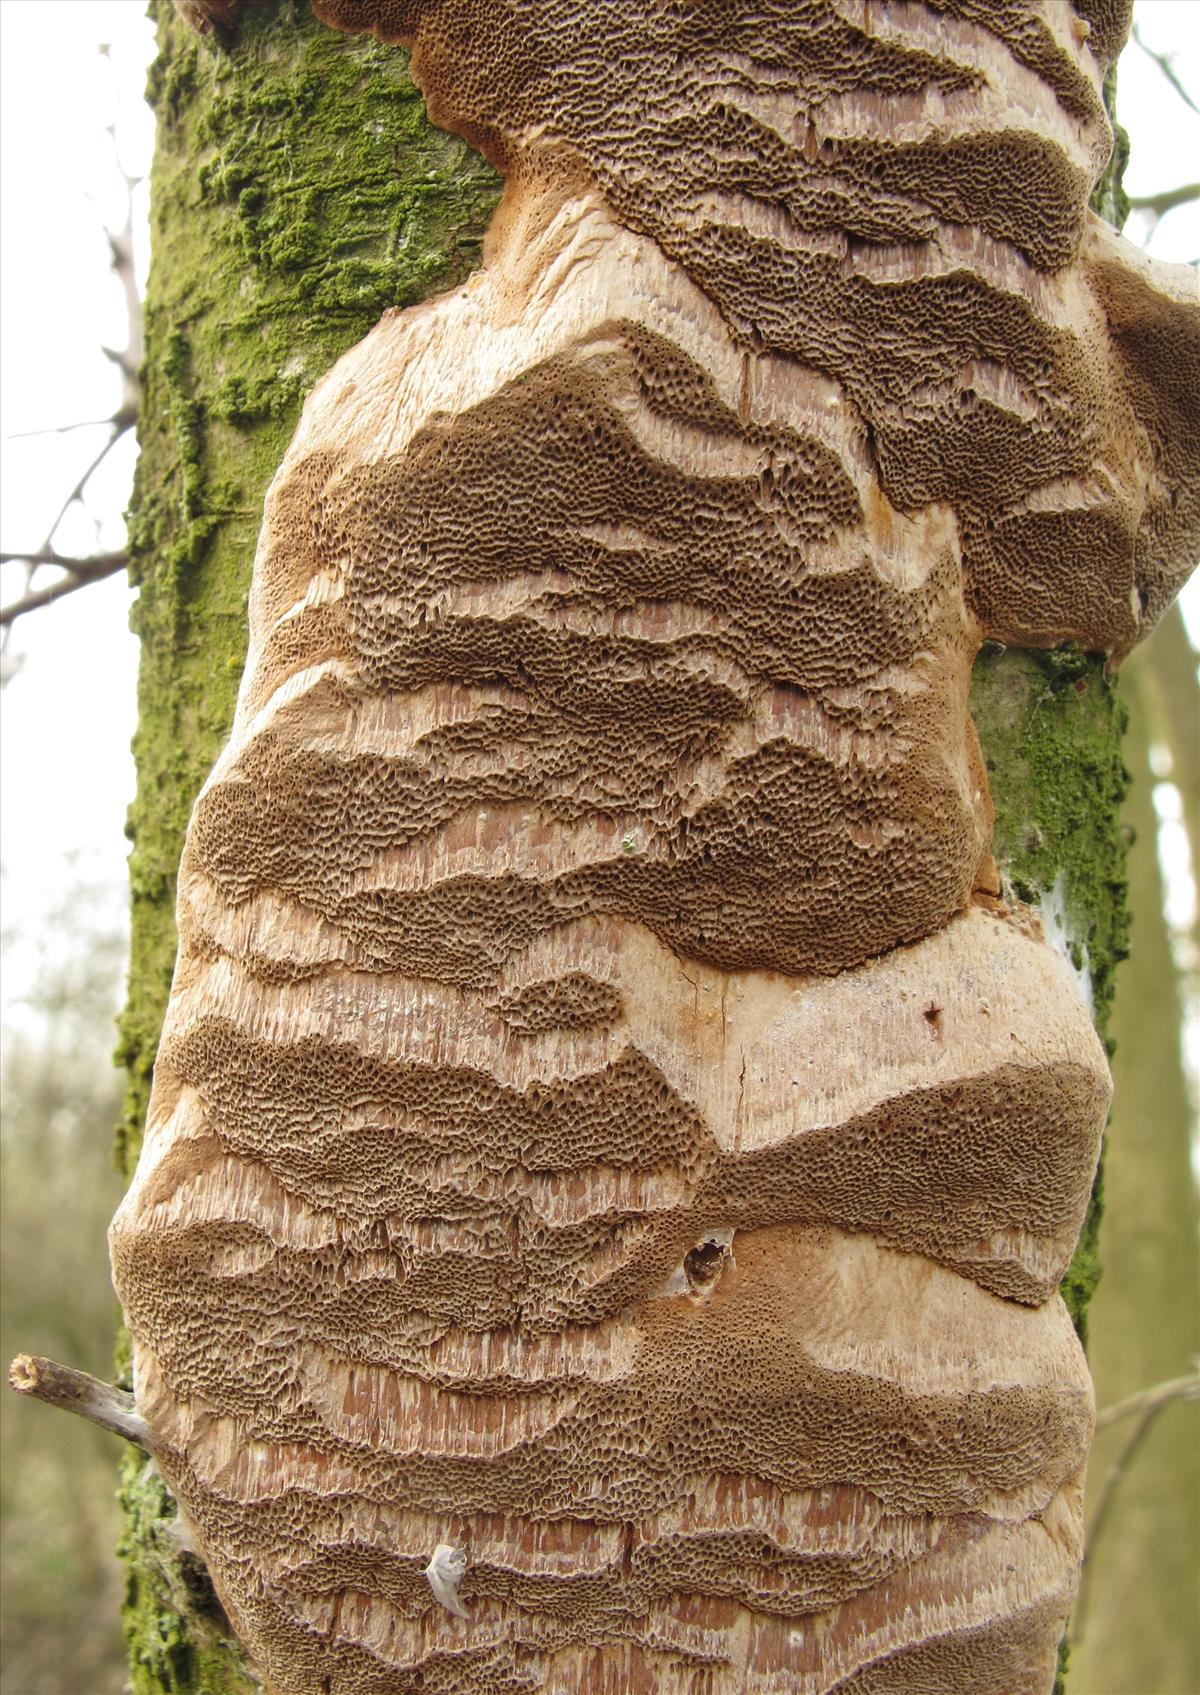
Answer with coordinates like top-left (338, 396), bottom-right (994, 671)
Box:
top-left (25, 129), bottom-right (140, 579)
top-left (1094, 1373), bottom-right (1200, 1431)
top-left (1132, 24), bottom-right (1200, 117)
top-left (1072, 1374), bottom-right (1200, 1644)
top-left (8, 1354), bottom-right (154, 1451)
top-left (0, 553), bottom-right (129, 626)
top-left (4, 412), bottom-right (135, 440)
top-left (2, 408), bottom-right (131, 651)
top-left (0, 78), bottom-right (146, 648)
top-left (1128, 182), bottom-right (1200, 219)
top-left (101, 116), bottom-right (144, 418)
top-left (0, 548), bottom-right (128, 573)
top-left (38, 420), bottom-right (131, 558)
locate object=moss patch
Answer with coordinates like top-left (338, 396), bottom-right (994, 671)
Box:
top-left (1090, 61), bottom-right (1130, 232)
top-left (117, 1455), bottom-right (245, 1695)
top-left (971, 644), bottom-right (1129, 1350)
top-left (972, 646), bottom-right (1128, 1695)
top-left (116, 3), bottom-right (499, 1685)
top-left (972, 646), bottom-right (1130, 1036)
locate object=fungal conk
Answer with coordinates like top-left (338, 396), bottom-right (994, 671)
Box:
top-left (110, 3), bottom-right (1200, 1691)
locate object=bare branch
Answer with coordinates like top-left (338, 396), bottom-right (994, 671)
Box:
top-left (1072, 1374), bottom-right (1200, 1644)
top-left (0, 552), bottom-right (128, 626)
top-left (103, 115), bottom-right (144, 415)
top-left (37, 419), bottom-right (133, 560)
top-left (1, 548), bottom-right (128, 572)
top-left (1128, 182), bottom-right (1200, 220)
top-left (1094, 1373), bottom-right (1200, 1431)
top-left (103, 345), bottom-right (141, 382)
top-left (1132, 24), bottom-right (1200, 117)
top-left (0, 48), bottom-right (145, 647)
top-left (5, 409), bottom-right (136, 440)
top-left (8, 1353), bottom-right (154, 1452)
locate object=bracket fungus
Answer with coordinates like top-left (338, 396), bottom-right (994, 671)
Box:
top-left (101, 2), bottom-right (1199, 1691)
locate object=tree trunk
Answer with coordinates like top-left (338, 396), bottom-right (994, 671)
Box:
top-left (115, 6), bottom-right (498, 1685)
top-left (112, 4), bottom-right (1198, 1691)
top-left (1067, 608), bottom-right (1200, 1695)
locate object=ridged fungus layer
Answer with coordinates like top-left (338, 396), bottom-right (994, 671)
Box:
top-left (112, 3), bottom-right (1200, 1691)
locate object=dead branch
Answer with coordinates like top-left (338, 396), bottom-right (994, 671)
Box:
top-left (42, 421), bottom-right (132, 557)
top-left (5, 409), bottom-right (136, 439)
top-left (8, 1353), bottom-right (154, 1451)
top-left (1, 548), bottom-right (127, 573)
top-left (1128, 182), bottom-right (1200, 219)
top-left (0, 56), bottom-right (144, 650)
top-left (0, 552), bottom-right (129, 626)
top-left (100, 116), bottom-right (144, 418)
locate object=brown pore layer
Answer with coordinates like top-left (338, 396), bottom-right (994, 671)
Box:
top-left (127, 1226), bottom-right (1091, 1694)
top-left (112, 2), bottom-right (1200, 1691)
top-left (192, 318), bottom-right (986, 984)
top-left (316, 0), bottom-right (1200, 657)
top-left (137, 995), bottom-right (1103, 1314)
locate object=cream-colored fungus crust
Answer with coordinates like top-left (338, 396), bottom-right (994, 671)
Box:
top-left (112, 2), bottom-right (1200, 1690)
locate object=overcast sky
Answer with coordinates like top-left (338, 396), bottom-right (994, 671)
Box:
top-left (1, 1), bottom-right (1198, 1033)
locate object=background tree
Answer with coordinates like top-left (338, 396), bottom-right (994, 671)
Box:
top-left (1068, 610), bottom-right (1200, 1695)
top-left (0, 879), bottom-right (128, 1694)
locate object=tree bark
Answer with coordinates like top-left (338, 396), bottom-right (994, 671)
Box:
top-left (112, 4), bottom-right (1198, 1691)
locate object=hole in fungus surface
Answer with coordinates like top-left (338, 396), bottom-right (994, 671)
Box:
top-left (682, 1229), bottom-right (735, 1294)
top-left (923, 1002), bottom-right (943, 1035)
top-left (684, 1240), bottom-right (726, 1288)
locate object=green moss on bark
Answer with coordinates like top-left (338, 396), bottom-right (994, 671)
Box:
top-left (973, 657), bottom-right (1129, 1695)
top-left (1091, 62), bottom-right (1130, 231)
top-left (115, 3), bottom-right (499, 1685)
top-left (971, 646), bottom-right (1130, 1034)
top-left (117, 1454), bottom-right (249, 1695)
top-left (970, 645), bottom-right (1129, 1343)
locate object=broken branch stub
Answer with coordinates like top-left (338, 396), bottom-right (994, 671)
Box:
top-left (8, 1354), bottom-right (154, 1452)
top-left (107, 3), bottom-right (1200, 1692)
